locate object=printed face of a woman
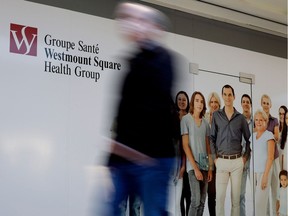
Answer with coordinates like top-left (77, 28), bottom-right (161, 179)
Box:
top-left (254, 113), bottom-right (266, 131)
top-left (194, 94), bottom-right (204, 113)
top-left (210, 96), bottom-right (219, 112)
top-left (177, 93), bottom-right (188, 111)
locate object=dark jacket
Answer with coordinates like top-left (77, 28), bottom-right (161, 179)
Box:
top-left (109, 43), bottom-right (176, 164)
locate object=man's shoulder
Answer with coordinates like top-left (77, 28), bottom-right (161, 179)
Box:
top-left (215, 108), bottom-right (223, 114)
top-left (213, 108), bottom-right (224, 117)
top-left (154, 45), bottom-right (173, 59)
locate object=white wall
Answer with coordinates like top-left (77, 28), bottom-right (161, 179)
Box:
top-left (0, 1), bottom-right (286, 216)
top-left (166, 33), bottom-right (287, 114)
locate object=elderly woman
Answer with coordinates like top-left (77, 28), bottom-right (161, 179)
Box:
top-left (250, 109), bottom-right (275, 216)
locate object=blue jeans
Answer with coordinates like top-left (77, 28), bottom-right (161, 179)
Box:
top-left (188, 170), bottom-right (208, 216)
top-left (120, 194), bottom-right (141, 216)
top-left (109, 158), bottom-right (174, 216)
top-left (240, 157), bottom-right (250, 216)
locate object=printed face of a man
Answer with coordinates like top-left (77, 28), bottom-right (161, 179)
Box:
top-left (222, 87), bottom-right (235, 107)
top-left (241, 97), bottom-right (251, 113)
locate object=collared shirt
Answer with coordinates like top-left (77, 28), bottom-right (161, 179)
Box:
top-left (210, 107), bottom-right (251, 159)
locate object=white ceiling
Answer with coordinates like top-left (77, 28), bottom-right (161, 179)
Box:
top-left (142, 0), bottom-right (288, 37)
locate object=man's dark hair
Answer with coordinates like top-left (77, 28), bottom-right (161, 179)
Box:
top-left (222, 84), bottom-right (235, 96)
top-left (241, 94), bottom-right (252, 105)
top-left (279, 170), bottom-right (288, 179)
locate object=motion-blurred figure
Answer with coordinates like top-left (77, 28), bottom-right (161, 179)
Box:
top-left (106, 2), bottom-right (177, 216)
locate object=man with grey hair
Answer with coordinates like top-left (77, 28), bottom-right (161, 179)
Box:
top-left (107, 2), bottom-right (177, 216)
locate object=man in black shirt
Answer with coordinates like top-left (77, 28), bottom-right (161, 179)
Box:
top-left (107, 3), bottom-right (177, 216)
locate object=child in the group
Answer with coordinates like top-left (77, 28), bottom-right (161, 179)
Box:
top-left (181, 91), bottom-right (212, 216)
top-left (277, 170), bottom-right (288, 216)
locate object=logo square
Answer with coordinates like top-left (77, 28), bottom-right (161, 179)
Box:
top-left (10, 23), bottom-right (38, 56)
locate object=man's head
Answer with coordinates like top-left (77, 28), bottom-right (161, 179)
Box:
top-left (221, 85), bottom-right (235, 107)
top-left (115, 2), bottom-right (169, 43)
top-left (241, 94), bottom-right (252, 114)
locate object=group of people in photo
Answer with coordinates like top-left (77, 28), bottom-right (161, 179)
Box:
top-left (173, 88), bottom-right (288, 216)
top-left (111, 85), bottom-right (288, 216)
top-left (104, 2), bottom-right (287, 216)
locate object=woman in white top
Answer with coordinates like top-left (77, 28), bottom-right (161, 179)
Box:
top-left (250, 109), bottom-right (275, 216)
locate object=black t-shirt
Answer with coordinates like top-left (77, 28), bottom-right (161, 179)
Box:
top-left (109, 44), bottom-right (176, 165)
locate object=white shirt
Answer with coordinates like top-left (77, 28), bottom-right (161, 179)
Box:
top-left (279, 187), bottom-right (287, 216)
top-left (250, 130), bottom-right (274, 173)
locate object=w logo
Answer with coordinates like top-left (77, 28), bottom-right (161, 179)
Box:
top-left (10, 23), bottom-right (38, 56)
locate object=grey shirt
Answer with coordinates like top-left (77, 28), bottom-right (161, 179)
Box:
top-left (210, 107), bottom-right (251, 159)
top-left (181, 113), bottom-right (210, 172)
